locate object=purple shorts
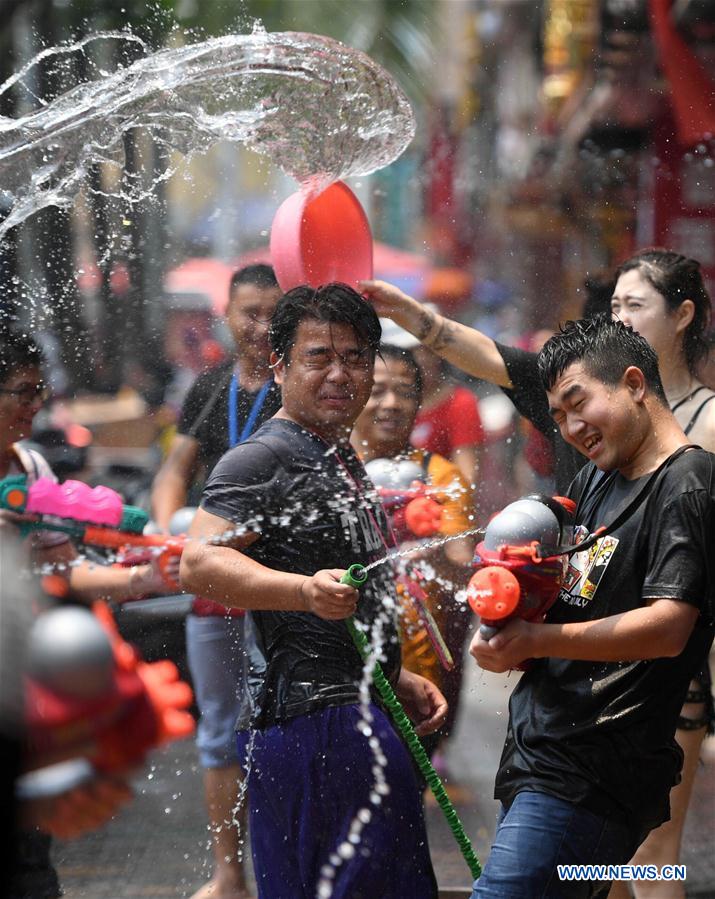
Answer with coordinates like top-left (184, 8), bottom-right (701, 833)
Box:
top-left (237, 703), bottom-right (438, 899)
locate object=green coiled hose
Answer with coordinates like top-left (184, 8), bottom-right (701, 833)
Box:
top-left (340, 563), bottom-right (481, 881)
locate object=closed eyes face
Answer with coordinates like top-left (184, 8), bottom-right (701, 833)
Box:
top-left (272, 319), bottom-right (374, 440)
top-left (547, 362), bottom-right (638, 471)
top-left (298, 345), bottom-right (372, 372)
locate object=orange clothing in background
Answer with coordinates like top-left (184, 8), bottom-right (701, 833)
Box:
top-left (398, 448), bottom-right (473, 688)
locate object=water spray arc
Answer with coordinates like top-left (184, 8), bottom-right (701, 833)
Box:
top-left (0, 27), bottom-right (416, 243)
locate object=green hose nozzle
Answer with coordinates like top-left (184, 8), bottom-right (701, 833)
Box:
top-left (340, 563), bottom-right (481, 880)
top-left (340, 564), bottom-right (368, 589)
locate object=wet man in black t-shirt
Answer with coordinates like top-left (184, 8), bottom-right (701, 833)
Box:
top-left (180, 284), bottom-right (446, 899)
top-left (467, 317), bottom-right (714, 898)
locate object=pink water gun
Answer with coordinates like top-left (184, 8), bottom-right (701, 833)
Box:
top-left (0, 475), bottom-right (185, 590)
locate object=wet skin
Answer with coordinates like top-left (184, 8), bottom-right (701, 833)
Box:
top-left (271, 319), bottom-right (375, 444)
top-left (546, 361), bottom-right (652, 478)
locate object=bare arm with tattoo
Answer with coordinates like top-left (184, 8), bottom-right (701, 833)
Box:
top-left (359, 280), bottom-right (512, 388)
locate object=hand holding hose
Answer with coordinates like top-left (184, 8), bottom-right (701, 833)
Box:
top-left (339, 563), bottom-right (482, 880)
top-left (299, 569), bottom-right (359, 619)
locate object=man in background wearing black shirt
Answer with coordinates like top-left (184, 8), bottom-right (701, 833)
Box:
top-left (180, 284), bottom-right (446, 899)
top-left (470, 317), bottom-right (714, 897)
top-left (152, 265), bottom-right (282, 899)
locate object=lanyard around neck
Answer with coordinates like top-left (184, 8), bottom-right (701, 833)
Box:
top-left (228, 372), bottom-right (272, 448)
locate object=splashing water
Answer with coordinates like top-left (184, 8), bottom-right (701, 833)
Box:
top-left (317, 611), bottom-right (393, 897)
top-left (0, 26), bottom-right (416, 242)
top-left (231, 728), bottom-right (256, 864)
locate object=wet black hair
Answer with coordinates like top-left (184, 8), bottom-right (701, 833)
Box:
top-left (537, 313), bottom-right (667, 403)
top-left (229, 264), bottom-right (279, 299)
top-left (269, 283), bottom-right (382, 362)
top-left (615, 248), bottom-right (712, 374)
top-left (378, 343), bottom-right (423, 402)
top-left (0, 328), bottom-right (43, 387)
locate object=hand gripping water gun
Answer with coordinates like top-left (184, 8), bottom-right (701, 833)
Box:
top-left (0, 475), bottom-right (186, 590)
top-left (340, 565), bottom-right (482, 880)
top-left (364, 458), bottom-right (444, 538)
top-left (16, 602), bottom-right (194, 800)
top-left (466, 494), bottom-right (576, 649)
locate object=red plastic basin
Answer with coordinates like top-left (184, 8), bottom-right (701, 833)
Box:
top-left (270, 181), bottom-right (374, 292)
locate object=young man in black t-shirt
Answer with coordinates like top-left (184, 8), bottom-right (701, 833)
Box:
top-left (153, 265), bottom-right (282, 510)
top-left (468, 317), bottom-right (714, 898)
top-left (181, 284), bottom-right (446, 899)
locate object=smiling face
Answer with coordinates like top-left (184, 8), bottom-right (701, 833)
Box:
top-left (226, 282), bottom-right (282, 370)
top-left (271, 319), bottom-right (374, 442)
top-left (0, 365), bottom-right (45, 451)
top-left (354, 356), bottom-right (420, 459)
top-left (547, 361), bottom-right (647, 473)
top-left (610, 268), bottom-right (692, 367)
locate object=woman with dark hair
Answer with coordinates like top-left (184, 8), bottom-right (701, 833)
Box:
top-left (609, 249), bottom-right (714, 899)
top-left (612, 249), bottom-right (713, 443)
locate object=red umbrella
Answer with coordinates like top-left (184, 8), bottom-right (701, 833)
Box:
top-left (164, 257), bottom-right (237, 315)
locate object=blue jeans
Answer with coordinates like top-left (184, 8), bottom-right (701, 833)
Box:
top-left (472, 791), bottom-right (645, 899)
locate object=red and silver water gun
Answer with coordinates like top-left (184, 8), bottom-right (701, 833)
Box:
top-left (365, 458), bottom-right (444, 538)
top-left (17, 602), bottom-right (194, 800)
top-left (466, 495), bottom-right (575, 663)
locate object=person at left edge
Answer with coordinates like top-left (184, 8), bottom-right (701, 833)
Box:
top-left (0, 330), bottom-right (159, 899)
top-left (152, 264), bottom-right (282, 899)
top-left (180, 283), bottom-right (445, 899)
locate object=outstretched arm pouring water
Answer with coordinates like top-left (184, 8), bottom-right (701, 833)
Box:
top-left (359, 279), bottom-right (512, 387)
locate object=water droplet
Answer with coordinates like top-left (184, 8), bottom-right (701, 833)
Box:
top-left (338, 841), bottom-right (355, 859)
